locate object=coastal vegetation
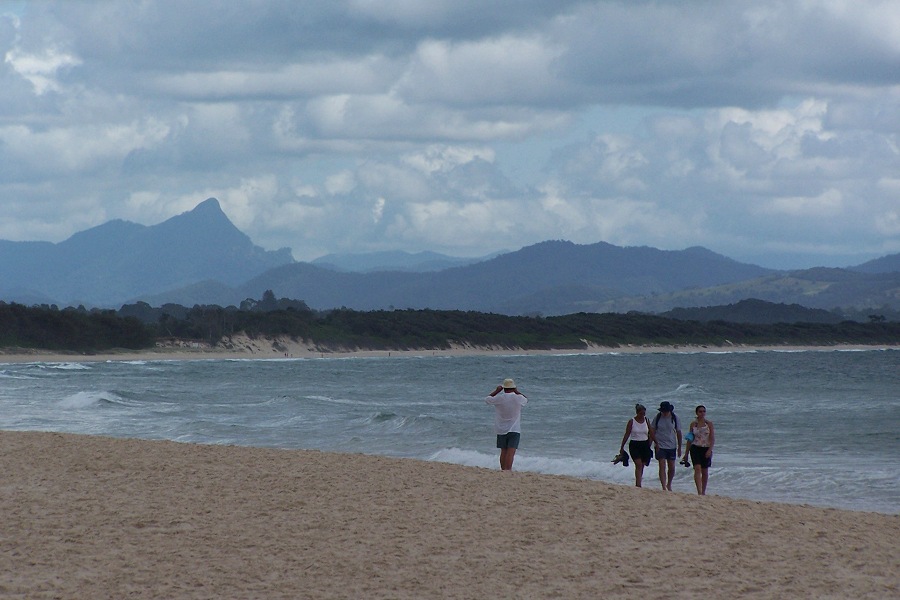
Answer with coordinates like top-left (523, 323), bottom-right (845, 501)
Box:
top-left (1, 294), bottom-right (898, 353)
top-left (0, 302), bottom-right (155, 351)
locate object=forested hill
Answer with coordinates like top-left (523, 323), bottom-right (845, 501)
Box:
top-left (2, 300), bottom-right (898, 354)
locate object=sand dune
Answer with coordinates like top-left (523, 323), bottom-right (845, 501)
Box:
top-left (1, 334), bottom-right (895, 364)
top-left (0, 431), bottom-right (896, 599)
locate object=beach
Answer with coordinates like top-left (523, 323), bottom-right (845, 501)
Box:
top-left (1, 431), bottom-right (897, 599)
top-left (1, 333), bottom-right (896, 363)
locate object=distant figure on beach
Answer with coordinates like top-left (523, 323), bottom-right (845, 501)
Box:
top-left (485, 378), bottom-right (528, 471)
top-left (619, 403), bottom-right (656, 487)
top-left (686, 405), bottom-right (715, 495)
top-left (652, 401), bottom-right (682, 491)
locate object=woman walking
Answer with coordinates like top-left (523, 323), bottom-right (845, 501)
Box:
top-left (619, 403), bottom-right (655, 487)
top-left (687, 405), bottom-right (715, 495)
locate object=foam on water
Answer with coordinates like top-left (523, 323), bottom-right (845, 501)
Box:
top-left (58, 391), bottom-right (126, 409)
top-left (430, 448), bottom-right (657, 486)
top-left (306, 394), bottom-right (379, 407)
top-left (45, 362), bottom-right (93, 371)
top-left (0, 349), bottom-right (897, 513)
top-left (429, 447), bottom-right (496, 470)
top-left (0, 370), bottom-right (37, 380)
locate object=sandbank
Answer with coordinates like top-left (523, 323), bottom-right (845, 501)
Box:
top-left (0, 430), bottom-right (896, 599)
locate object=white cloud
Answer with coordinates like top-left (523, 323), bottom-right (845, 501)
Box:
top-left (124, 191), bottom-right (164, 219)
top-left (876, 210), bottom-right (900, 236)
top-left (372, 197), bottom-right (385, 223)
top-left (396, 35), bottom-right (563, 106)
top-left (764, 189), bottom-right (844, 217)
top-left (1, 0), bottom-right (899, 270)
top-left (5, 46), bottom-right (80, 94)
top-left (402, 145), bottom-right (495, 174)
top-left (711, 100), bottom-right (831, 160)
top-left (219, 176), bottom-right (280, 231)
top-left (392, 199), bottom-right (502, 246)
top-left (150, 56), bottom-right (398, 100)
top-left (356, 161), bottom-right (431, 201)
top-left (325, 171), bottom-right (356, 196)
top-left (0, 119), bottom-right (171, 177)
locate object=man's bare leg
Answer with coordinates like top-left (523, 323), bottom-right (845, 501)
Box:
top-left (500, 447), bottom-right (517, 471)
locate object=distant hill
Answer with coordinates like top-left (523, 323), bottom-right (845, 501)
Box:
top-left (851, 252), bottom-right (900, 274)
top-left (660, 299), bottom-right (845, 324)
top-left (311, 250), bottom-right (499, 272)
top-left (198, 243), bottom-right (896, 318)
top-left (4, 199), bottom-right (900, 319)
top-left (586, 268), bottom-right (900, 317)
top-left (143, 240), bottom-right (776, 314)
top-left (0, 199), bottom-right (294, 307)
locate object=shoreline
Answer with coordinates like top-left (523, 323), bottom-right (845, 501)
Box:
top-left (1, 335), bottom-right (896, 363)
top-left (1, 430), bottom-right (897, 598)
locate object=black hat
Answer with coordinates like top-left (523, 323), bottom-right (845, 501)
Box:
top-left (658, 401), bottom-right (674, 412)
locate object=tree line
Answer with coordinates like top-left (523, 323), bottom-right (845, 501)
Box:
top-left (0, 302), bottom-right (155, 351)
top-left (2, 293), bottom-right (899, 353)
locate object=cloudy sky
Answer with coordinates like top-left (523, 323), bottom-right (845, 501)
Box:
top-left (2, 1), bottom-right (899, 269)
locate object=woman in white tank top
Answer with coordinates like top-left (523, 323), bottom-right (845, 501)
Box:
top-left (619, 403), bottom-right (656, 487)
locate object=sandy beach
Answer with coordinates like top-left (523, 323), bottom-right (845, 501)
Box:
top-left (1, 333), bottom-right (896, 363)
top-left (1, 431), bottom-right (897, 599)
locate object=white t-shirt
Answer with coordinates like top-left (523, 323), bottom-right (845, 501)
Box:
top-left (629, 417), bottom-right (650, 441)
top-left (485, 391), bottom-right (528, 434)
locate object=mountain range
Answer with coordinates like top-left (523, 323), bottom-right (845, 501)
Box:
top-left (1, 198), bottom-right (898, 320)
top-left (311, 250), bottom-right (501, 272)
top-left (0, 199), bottom-right (293, 307)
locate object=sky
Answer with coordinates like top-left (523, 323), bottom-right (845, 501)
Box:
top-left (2, 1), bottom-right (900, 269)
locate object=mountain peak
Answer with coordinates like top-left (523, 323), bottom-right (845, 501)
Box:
top-left (171, 197), bottom-right (230, 225)
top-left (155, 198), bottom-right (241, 240)
top-left (189, 197), bottom-right (223, 215)
top-left (0, 197), bottom-right (294, 306)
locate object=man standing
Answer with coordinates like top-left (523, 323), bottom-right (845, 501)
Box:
top-left (652, 401), bottom-right (682, 491)
top-left (485, 378), bottom-right (528, 471)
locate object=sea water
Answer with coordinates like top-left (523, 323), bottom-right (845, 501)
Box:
top-left (1, 349), bottom-right (898, 514)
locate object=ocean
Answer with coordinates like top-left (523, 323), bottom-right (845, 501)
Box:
top-left (1, 348), bottom-right (898, 514)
